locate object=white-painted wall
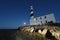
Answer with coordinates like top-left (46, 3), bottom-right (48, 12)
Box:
top-left (30, 13), bottom-right (56, 25)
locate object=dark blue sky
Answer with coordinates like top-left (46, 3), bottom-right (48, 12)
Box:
top-left (0, 0), bottom-right (60, 29)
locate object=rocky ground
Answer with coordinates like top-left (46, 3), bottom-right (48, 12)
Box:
top-left (0, 23), bottom-right (60, 40)
top-left (16, 25), bottom-right (60, 40)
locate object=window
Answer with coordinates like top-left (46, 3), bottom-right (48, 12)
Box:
top-left (45, 16), bottom-right (46, 19)
top-left (45, 20), bottom-right (47, 23)
top-left (40, 17), bottom-right (42, 19)
top-left (41, 21), bottom-right (42, 23)
top-left (34, 18), bottom-right (37, 21)
top-left (36, 18), bottom-right (37, 20)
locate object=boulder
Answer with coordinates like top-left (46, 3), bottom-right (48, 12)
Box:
top-left (50, 29), bottom-right (60, 40)
top-left (38, 28), bottom-right (47, 36)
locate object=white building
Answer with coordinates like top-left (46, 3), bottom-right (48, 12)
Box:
top-left (30, 6), bottom-right (56, 25)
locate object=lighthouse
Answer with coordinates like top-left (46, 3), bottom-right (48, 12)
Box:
top-left (30, 5), bottom-right (34, 19)
top-left (30, 5), bottom-right (56, 25)
top-left (30, 5), bottom-right (36, 25)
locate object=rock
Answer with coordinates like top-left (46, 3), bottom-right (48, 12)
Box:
top-left (38, 28), bottom-right (47, 36)
top-left (45, 30), bottom-right (57, 40)
top-left (29, 27), bottom-right (34, 33)
top-left (50, 29), bottom-right (60, 40)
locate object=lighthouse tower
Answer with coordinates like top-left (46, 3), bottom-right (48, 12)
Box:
top-left (30, 5), bottom-right (35, 25)
top-left (30, 5), bottom-right (34, 19)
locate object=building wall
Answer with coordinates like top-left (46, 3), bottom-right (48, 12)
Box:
top-left (30, 13), bottom-right (56, 25)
